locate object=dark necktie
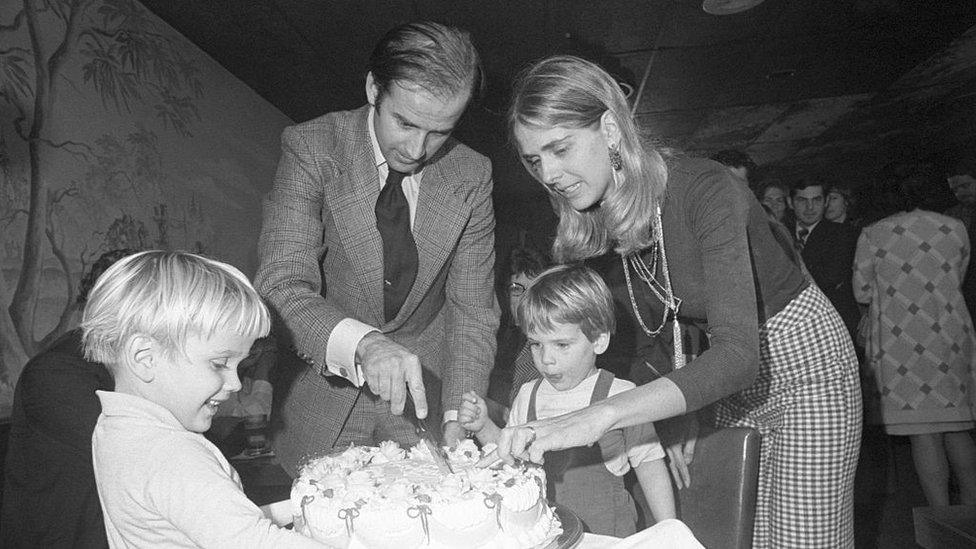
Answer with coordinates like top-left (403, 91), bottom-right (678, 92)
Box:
top-left (796, 226), bottom-right (809, 251)
top-left (375, 169), bottom-right (418, 322)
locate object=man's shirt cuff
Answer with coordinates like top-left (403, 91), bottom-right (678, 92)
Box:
top-left (325, 318), bottom-right (378, 386)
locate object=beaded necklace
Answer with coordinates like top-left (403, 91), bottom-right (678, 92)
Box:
top-left (621, 205), bottom-right (686, 369)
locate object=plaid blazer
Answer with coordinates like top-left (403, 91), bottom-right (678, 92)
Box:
top-left (256, 106), bottom-right (499, 474)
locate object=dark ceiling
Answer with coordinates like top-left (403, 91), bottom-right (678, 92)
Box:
top-left (143, 0), bottom-right (976, 229)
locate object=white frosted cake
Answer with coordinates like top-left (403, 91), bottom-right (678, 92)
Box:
top-left (291, 440), bottom-right (562, 549)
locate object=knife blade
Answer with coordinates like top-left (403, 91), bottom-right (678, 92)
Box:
top-left (415, 417), bottom-right (453, 474)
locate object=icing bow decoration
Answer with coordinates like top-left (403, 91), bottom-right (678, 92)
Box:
top-left (407, 504), bottom-right (433, 543)
top-left (337, 506), bottom-right (360, 536)
top-left (483, 492), bottom-right (504, 528)
top-left (300, 495), bottom-right (315, 530)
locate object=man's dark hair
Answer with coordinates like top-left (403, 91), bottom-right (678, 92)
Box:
top-left (368, 21), bottom-right (484, 105)
top-left (790, 176), bottom-right (826, 198)
top-left (508, 244), bottom-right (550, 279)
top-left (710, 149), bottom-right (757, 173)
top-left (949, 152), bottom-right (976, 178)
top-left (78, 248), bottom-right (138, 304)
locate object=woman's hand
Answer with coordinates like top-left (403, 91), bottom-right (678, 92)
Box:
top-left (657, 412), bottom-right (699, 489)
top-left (494, 403), bottom-right (615, 465)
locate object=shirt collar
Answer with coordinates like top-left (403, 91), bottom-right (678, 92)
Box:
top-left (367, 106), bottom-right (384, 170)
top-left (96, 389), bottom-right (186, 431)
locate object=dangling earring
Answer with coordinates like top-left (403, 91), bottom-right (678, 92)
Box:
top-left (608, 144), bottom-right (623, 171)
top-left (609, 144), bottom-right (623, 188)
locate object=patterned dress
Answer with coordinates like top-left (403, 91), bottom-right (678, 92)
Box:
top-left (853, 209), bottom-right (976, 435)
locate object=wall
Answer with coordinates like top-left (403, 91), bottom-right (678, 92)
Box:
top-left (0, 0), bottom-right (292, 415)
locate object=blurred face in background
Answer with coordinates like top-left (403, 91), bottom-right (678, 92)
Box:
top-left (507, 272), bottom-right (533, 318)
top-left (825, 190), bottom-right (849, 223)
top-left (948, 174), bottom-right (976, 208)
top-left (762, 186), bottom-right (787, 222)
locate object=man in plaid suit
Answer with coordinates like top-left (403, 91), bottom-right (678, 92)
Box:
top-left (256, 21), bottom-right (499, 476)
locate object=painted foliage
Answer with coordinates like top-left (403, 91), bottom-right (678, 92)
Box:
top-left (0, 0), bottom-right (290, 413)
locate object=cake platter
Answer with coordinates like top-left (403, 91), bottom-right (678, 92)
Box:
top-left (542, 504), bottom-right (583, 549)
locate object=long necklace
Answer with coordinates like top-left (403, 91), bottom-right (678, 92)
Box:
top-left (622, 206), bottom-right (686, 369)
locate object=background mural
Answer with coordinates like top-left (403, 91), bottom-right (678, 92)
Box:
top-left (0, 0), bottom-right (292, 415)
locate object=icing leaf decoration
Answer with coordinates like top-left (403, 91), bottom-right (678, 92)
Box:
top-left (323, 488), bottom-right (334, 498)
top-left (504, 477), bottom-right (517, 488)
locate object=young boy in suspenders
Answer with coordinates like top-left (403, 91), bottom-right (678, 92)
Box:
top-left (460, 264), bottom-right (675, 536)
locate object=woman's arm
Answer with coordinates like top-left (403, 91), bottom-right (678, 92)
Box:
top-left (493, 377), bottom-right (686, 464)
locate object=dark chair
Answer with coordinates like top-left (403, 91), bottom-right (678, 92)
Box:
top-left (677, 426), bottom-right (760, 549)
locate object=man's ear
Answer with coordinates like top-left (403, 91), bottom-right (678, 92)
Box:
top-left (124, 334), bottom-right (156, 383)
top-left (365, 72), bottom-right (378, 106)
top-left (600, 111), bottom-right (621, 147)
top-left (593, 332), bottom-right (611, 355)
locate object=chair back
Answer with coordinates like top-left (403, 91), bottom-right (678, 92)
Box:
top-left (677, 426), bottom-right (760, 549)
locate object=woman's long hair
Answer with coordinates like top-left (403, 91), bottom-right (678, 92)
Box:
top-left (507, 55), bottom-right (668, 262)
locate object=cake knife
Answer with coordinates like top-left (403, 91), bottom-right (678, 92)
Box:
top-left (415, 416), bottom-right (454, 474)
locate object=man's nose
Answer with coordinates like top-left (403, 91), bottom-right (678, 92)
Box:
top-left (405, 132), bottom-right (427, 162)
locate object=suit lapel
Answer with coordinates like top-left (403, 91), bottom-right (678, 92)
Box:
top-left (325, 107), bottom-right (386, 324)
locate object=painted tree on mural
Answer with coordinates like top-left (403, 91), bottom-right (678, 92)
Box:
top-left (0, 0), bottom-right (202, 384)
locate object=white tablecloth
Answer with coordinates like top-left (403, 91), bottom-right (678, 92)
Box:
top-left (578, 519), bottom-right (704, 549)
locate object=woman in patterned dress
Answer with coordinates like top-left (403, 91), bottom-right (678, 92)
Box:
top-left (494, 55), bottom-right (862, 548)
top-left (854, 164), bottom-right (976, 506)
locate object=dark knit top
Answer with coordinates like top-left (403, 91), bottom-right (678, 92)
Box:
top-left (627, 157), bottom-right (808, 411)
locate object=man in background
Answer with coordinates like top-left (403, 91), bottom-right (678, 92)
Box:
top-left (788, 178), bottom-right (861, 342)
top-left (256, 21), bottom-right (499, 476)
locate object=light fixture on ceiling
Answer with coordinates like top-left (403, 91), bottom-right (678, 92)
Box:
top-left (701, 0), bottom-right (765, 15)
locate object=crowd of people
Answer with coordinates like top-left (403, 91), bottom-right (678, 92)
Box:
top-left (1, 17), bottom-right (974, 549)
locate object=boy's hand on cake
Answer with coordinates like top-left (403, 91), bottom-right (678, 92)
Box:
top-left (357, 332), bottom-right (427, 418)
top-left (458, 391), bottom-right (488, 433)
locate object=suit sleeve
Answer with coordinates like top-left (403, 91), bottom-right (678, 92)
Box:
top-left (256, 126), bottom-right (354, 380)
top-left (441, 156), bottom-right (501, 414)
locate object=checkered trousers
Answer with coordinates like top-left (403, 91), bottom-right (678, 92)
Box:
top-left (714, 283), bottom-right (863, 548)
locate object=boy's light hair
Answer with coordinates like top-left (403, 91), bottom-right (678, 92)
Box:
top-left (513, 263), bottom-right (615, 342)
top-left (81, 250), bottom-right (270, 365)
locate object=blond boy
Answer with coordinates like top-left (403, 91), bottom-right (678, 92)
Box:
top-left (84, 251), bottom-right (322, 548)
top-left (460, 264), bottom-right (675, 536)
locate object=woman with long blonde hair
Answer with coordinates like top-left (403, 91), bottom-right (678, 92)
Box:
top-left (496, 55), bottom-right (862, 548)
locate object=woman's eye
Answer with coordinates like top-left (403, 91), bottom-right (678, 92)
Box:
top-left (211, 360), bottom-right (229, 370)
